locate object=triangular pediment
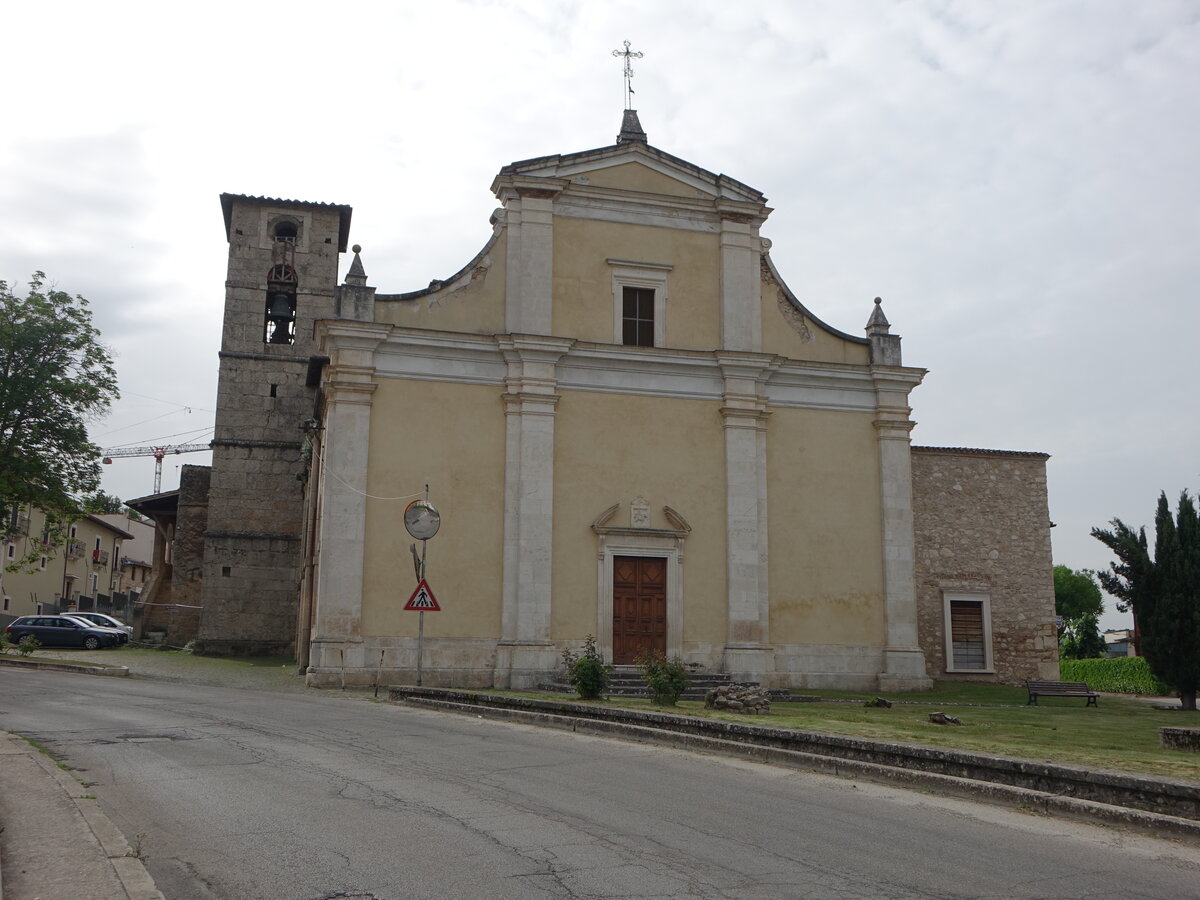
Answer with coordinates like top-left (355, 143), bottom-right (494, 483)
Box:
top-left (581, 161), bottom-right (704, 198)
top-left (495, 142), bottom-right (765, 205)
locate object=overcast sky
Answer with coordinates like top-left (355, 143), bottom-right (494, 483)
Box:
top-left (3, 1), bottom-right (1197, 630)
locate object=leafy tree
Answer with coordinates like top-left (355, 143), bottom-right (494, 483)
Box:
top-left (1053, 565), bottom-right (1103, 620)
top-left (0, 273), bottom-right (117, 541)
top-left (1053, 565), bottom-right (1105, 659)
top-left (81, 491), bottom-right (127, 515)
top-left (1093, 491), bottom-right (1200, 711)
top-left (1059, 611), bottom-right (1106, 660)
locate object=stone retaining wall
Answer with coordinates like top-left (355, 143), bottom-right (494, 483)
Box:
top-left (1161, 727), bottom-right (1200, 752)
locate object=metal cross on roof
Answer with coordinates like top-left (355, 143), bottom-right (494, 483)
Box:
top-left (612, 40), bottom-right (644, 110)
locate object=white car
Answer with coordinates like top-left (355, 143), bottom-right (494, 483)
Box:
top-left (64, 612), bottom-right (133, 638)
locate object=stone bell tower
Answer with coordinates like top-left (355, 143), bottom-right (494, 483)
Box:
top-left (195, 195), bottom-right (351, 655)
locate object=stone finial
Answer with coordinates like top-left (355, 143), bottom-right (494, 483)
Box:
top-left (344, 245), bottom-right (367, 286)
top-left (617, 109), bottom-right (648, 144)
top-left (866, 297), bottom-right (890, 335)
top-left (336, 244), bottom-right (375, 321)
top-left (866, 297), bottom-right (903, 366)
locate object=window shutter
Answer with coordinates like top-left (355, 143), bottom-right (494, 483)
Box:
top-left (949, 600), bottom-right (986, 669)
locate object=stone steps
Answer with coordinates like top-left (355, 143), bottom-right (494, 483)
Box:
top-left (541, 668), bottom-right (792, 701)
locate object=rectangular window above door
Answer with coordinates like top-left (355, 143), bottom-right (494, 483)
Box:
top-left (622, 287), bottom-right (655, 347)
top-left (608, 258), bottom-right (671, 348)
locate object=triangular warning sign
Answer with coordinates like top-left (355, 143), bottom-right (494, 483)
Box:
top-left (404, 578), bottom-right (440, 611)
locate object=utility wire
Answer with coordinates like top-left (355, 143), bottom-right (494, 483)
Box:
top-left (312, 442), bottom-right (426, 502)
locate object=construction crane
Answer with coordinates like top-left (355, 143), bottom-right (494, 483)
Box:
top-left (101, 443), bottom-right (210, 494)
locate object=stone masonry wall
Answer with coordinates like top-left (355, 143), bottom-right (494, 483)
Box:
top-left (198, 198), bottom-right (344, 656)
top-left (912, 447), bottom-right (1059, 684)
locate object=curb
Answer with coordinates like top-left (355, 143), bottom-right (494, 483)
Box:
top-left (0, 732), bottom-right (164, 899)
top-left (0, 657), bottom-right (130, 677)
top-left (391, 688), bottom-right (1200, 842)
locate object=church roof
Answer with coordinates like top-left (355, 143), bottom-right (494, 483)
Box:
top-left (496, 119), bottom-right (766, 206)
top-left (219, 194), bottom-right (353, 252)
top-left (912, 446), bottom-right (1051, 460)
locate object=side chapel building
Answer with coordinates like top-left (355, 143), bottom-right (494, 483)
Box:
top-left (198, 112), bottom-right (1059, 690)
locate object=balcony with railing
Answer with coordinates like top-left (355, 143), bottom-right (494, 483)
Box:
top-left (66, 540), bottom-right (86, 559)
top-left (92, 548), bottom-right (110, 566)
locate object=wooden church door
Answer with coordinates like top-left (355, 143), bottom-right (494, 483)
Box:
top-left (612, 555), bottom-right (667, 665)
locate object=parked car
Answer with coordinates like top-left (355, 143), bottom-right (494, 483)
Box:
top-left (4, 616), bottom-right (123, 650)
top-left (63, 615), bottom-right (129, 645)
top-left (64, 611), bottom-right (133, 638)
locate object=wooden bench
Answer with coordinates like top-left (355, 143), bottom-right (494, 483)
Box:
top-left (1026, 680), bottom-right (1099, 707)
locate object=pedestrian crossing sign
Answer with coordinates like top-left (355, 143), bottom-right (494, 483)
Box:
top-left (404, 579), bottom-right (440, 611)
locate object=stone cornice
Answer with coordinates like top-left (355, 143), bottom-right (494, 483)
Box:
top-left (715, 197), bottom-right (772, 227)
top-left (593, 524), bottom-right (690, 539)
top-left (870, 366), bottom-right (927, 392)
top-left (496, 141), bottom-right (765, 204)
top-left (219, 350), bottom-right (312, 365)
top-left (491, 174), bottom-right (570, 203)
top-left (324, 379), bottom-right (378, 406)
top-left (500, 391), bottom-right (561, 415)
top-left (359, 327), bottom-right (898, 413)
top-left (495, 334), bottom-right (575, 362)
top-left (715, 351), bottom-right (780, 380)
top-left (315, 320), bottom-right (392, 353)
top-left (720, 406), bottom-right (772, 430)
top-left (211, 439), bottom-right (302, 450)
top-left (873, 417), bottom-right (917, 437)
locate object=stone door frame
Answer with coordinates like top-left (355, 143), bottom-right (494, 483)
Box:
top-left (592, 503), bottom-right (690, 666)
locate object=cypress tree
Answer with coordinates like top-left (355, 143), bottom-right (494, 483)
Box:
top-left (1094, 491), bottom-right (1200, 711)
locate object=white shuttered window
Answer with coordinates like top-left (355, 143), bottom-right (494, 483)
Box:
top-left (943, 592), bottom-right (993, 673)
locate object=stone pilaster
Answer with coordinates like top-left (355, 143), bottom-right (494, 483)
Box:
top-left (717, 352), bottom-right (776, 682)
top-left (306, 322), bottom-right (389, 683)
top-left (717, 202), bottom-right (768, 352)
top-left (873, 368), bottom-right (932, 691)
top-left (493, 176), bottom-right (567, 335)
top-left (495, 335), bottom-right (573, 687)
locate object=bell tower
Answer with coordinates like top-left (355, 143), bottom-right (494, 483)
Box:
top-left (197, 195), bottom-right (352, 655)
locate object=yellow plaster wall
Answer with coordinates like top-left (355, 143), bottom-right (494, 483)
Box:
top-left (3, 508), bottom-right (59, 618)
top-left (553, 218), bottom-right (721, 350)
top-left (372, 232), bottom-right (507, 334)
top-left (360, 379), bottom-right (505, 639)
top-left (577, 162), bottom-right (703, 198)
top-left (2, 511), bottom-right (132, 619)
top-left (761, 278), bottom-right (871, 364)
top-left (766, 408), bottom-right (886, 645)
top-left (551, 391), bottom-right (727, 644)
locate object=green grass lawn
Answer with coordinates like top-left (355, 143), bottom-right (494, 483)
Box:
top-left (512, 684), bottom-right (1200, 782)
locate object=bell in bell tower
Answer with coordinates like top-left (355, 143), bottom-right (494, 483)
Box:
top-left (264, 219), bottom-right (300, 344)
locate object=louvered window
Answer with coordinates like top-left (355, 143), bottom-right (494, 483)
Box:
top-left (943, 592), bottom-right (993, 672)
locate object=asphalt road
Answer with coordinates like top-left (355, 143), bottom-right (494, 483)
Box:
top-left (2, 668), bottom-right (1199, 900)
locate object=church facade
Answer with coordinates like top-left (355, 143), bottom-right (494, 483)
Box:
top-left (202, 114), bottom-right (1058, 690)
